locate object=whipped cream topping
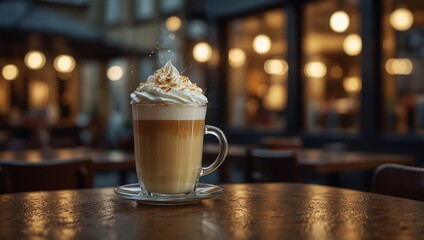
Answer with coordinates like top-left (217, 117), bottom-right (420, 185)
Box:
top-left (130, 60), bottom-right (208, 104)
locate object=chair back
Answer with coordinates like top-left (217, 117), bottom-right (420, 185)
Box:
top-left (259, 137), bottom-right (303, 150)
top-left (246, 147), bottom-right (300, 183)
top-left (372, 163), bottom-right (424, 202)
top-left (0, 158), bottom-right (94, 194)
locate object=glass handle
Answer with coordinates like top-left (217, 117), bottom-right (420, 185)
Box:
top-left (201, 125), bottom-right (228, 176)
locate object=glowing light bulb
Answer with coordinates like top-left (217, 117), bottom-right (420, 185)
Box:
top-left (24, 50), bottom-right (46, 70)
top-left (343, 77), bottom-right (362, 93)
top-left (385, 58), bottom-right (413, 75)
top-left (264, 84), bottom-right (286, 111)
top-left (166, 16), bottom-right (181, 32)
top-left (343, 34), bottom-right (362, 56)
top-left (305, 61), bottom-right (327, 78)
top-left (253, 34), bottom-right (271, 54)
top-left (107, 66), bottom-right (123, 81)
top-left (264, 59), bottom-right (288, 75)
top-left (390, 8), bottom-right (414, 31)
top-left (2, 64), bottom-right (19, 80)
top-left (228, 48), bottom-right (246, 68)
top-left (54, 55), bottom-right (76, 73)
top-left (330, 11), bottom-right (350, 33)
top-left (193, 42), bottom-right (212, 63)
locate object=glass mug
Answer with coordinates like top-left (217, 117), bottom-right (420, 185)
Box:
top-left (131, 103), bottom-right (228, 196)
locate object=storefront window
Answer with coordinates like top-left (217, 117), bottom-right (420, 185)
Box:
top-left (227, 9), bottom-right (287, 131)
top-left (382, 0), bottom-right (424, 135)
top-left (303, 0), bottom-right (361, 134)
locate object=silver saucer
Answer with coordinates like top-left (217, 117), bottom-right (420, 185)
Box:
top-left (114, 183), bottom-right (223, 205)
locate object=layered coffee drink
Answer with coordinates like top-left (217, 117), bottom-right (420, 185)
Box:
top-left (131, 60), bottom-right (225, 196)
top-left (132, 105), bottom-right (206, 194)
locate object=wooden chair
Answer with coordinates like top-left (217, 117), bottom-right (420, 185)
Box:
top-left (259, 136), bottom-right (303, 150)
top-left (372, 163), bottom-right (424, 202)
top-left (0, 158), bottom-right (94, 194)
top-left (246, 147), bottom-right (300, 183)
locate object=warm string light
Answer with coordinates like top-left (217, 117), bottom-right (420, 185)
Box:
top-left (305, 61), bottom-right (327, 78)
top-left (264, 84), bottom-right (286, 111)
top-left (193, 42), bottom-right (212, 63)
top-left (390, 8), bottom-right (414, 31)
top-left (253, 34), bottom-right (271, 54)
top-left (54, 55), bottom-right (76, 73)
top-left (228, 48), bottom-right (246, 68)
top-left (330, 11), bottom-right (350, 33)
top-left (23, 51), bottom-right (76, 73)
top-left (343, 34), bottom-right (362, 56)
top-left (343, 77), bottom-right (362, 93)
top-left (385, 58), bottom-right (413, 75)
top-left (264, 59), bottom-right (288, 75)
top-left (24, 50), bottom-right (46, 70)
top-left (2, 64), bottom-right (19, 80)
top-left (166, 16), bottom-right (182, 32)
top-left (107, 66), bottom-right (124, 81)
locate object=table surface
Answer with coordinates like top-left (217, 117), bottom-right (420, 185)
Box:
top-left (0, 183), bottom-right (424, 240)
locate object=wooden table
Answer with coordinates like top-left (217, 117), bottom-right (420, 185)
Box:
top-left (1, 183), bottom-right (424, 239)
top-left (203, 144), bottom-right (415, 182)
top-left (0, 148), bottom-right (135, 185)
top-left (297, 149), bottom-right (415, 173)
top-left (0, 147), bottom-right (135, 171)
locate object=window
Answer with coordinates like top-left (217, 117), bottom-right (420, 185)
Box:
top-left (226, 9), bottom-right (287, 131)
top-left (303, 0), bottom-right (361, 134)
top-left (382, 0), bottom-right (424, 135)
top-left (160, 0), bottom-right (182, 14)
top-left (134, 0), bottom-right (155, 21)
top-left (105, 0), bottom-right (122, 26)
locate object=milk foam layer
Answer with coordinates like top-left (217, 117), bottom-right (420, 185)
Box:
top-left (132, 105), bottom-right (206, 120)
top-left (130, 60), bottom-right (208, 105)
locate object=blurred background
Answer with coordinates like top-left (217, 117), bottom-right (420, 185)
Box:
top-left (0, 0), bottom-right (424, 189)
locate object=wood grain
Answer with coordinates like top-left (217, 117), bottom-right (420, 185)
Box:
top-left (1, 183), bottom-right (424, 239)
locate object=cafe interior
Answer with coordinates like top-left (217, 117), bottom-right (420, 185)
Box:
top-left (3, 0), bottom-right (424, 239)
top-left (0, 0), bottom-right (424, 191)
top-left (1, 0), bottom-right (424, 199)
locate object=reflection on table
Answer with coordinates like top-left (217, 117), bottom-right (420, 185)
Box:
top-left (1, 183), bottom-right (423, 239)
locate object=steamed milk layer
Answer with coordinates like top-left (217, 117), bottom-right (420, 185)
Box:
top-left (131, 61), bottom-right (208, 195)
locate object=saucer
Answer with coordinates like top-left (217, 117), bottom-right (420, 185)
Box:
top-left (114, 183), bottom-right (223, 205)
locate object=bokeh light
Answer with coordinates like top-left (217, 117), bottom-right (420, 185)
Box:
top-left (253, 34), bottom-right (271, 54)
top-left (54, 55), bottom-right (76, 73)
top-left (305, 61), bottom-right (327, 78)
top-left (330, 11), bottom-right (350, 33)
top-left (264, 59), bottom-right (288, 75)
top-left (24, 50), bottom-right (46, 70)
top-left (193, 42), bottom-right (212, 63)
top-left (385, 58), bottom-right (413, 75)
top-left (166, 16), bottom-right (182, 32)
top-left (390, 8), bottom-right (414, 31)
top-left (2, 64), bottom-right (19, 80)
top-left (343, 77), bottom-right (362, 93)
top-left (107, 66), bottom-right (124, 81)
top-left (228, 48), bottom-right (246, 68)
top-left (343, 34), bottom-right (362, 56)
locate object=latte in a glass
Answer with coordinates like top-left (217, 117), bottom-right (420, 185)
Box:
top-left (130, 61), bottom-right (227, 196)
